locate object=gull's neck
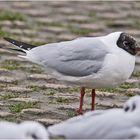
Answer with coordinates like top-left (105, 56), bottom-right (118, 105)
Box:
top-left (100, 32), bottom-right (122, 47)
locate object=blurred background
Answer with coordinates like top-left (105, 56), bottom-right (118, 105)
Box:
top-left (0, 1), bottom-right (140, 125)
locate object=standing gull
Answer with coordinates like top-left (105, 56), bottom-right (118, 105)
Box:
top-left (48, 96), bottom-right (140, 139)
top-left (3, 32), bottom-right (140, 114)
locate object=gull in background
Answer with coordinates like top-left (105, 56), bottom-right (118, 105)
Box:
top-left (0, 121), bottom-right (49, 139)
top-left (48, 95), bottom-right (140, 139)
top-left (3, 32), bottom-right (140, 114)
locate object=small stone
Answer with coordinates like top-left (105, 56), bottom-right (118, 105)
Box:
top-left (127, 30), bottom-right (140, 37)
top-left (28, 74), bottom-right (48, 81)
top-left (0, 102), bottom-right (4, 106)
top-left (97, 12), bottom-right (126, 19)
top-left (107, 20), bottom-right (133, 28)
top-left (78, 23), bottom-right (104, 31)
top-left (6, 87), bottom-right (33, 93)
top-left (36, 118), bottom-right (61, 125)
top-left (59, 7), bottom-right (75, 14)
top-left (8, 29), bottom-right (23, 35)
top-left (3, 56), bottom-right (29, 63)
top-left (0, 40), bottom-right (10, 46)
top-left (0, 111), bottom-right (12, 117)
top-left (50, 95), bottom-right (78, 102)
top-left (0, 68), bottom-right (11, 75)
top-left (85, 4), bottom-right (111, 12)
top-left (67, 15), bottom-right (90, 22)
top-left (134, 65), bottom-right (140, 73)
top-left (89, 32), bottom-right (105, 37)
top-left (0, 20), bottom-right (12, 26)
top-left (57, 104), bottom-right (77, 111)
top-left (9, 98), bottom-right (40, 103)
top-left (41, 26), bottom-right (67, 34)
top-left (42, 83), bottom-right (68, 89)
top-left (12, 2), bottom-right (32, 9)
top-left (21, 108), bottom-right (46, 115)
top-left (0, 48), bottom-right (13, 55)
top-left (0, 76), bottom-right (18, 83)
top-left (24, 10), bottom-right (47, 17)
top-left (22, 30), bottom-right (37, 36)
top-left (136, 56), bottom-right (140, 64)
top-left (31, 83), bottom-right (69, 89)
top-left (96, 101), bottom-right (122, 108)
top-left (47, 1), bottom-right (65, 7)
top-left (13, 21), bottom-right (27, 28)
top-left (17, 37), bottom-right (32, 43)
top-left (96, 91), bottom-right (118, 97)
top-left (127, 88), bottom-right (140, 94)
top-left (126, 79), bottom-right (139, 84)
top-left (49, 92), bottom-right (78, 98)
top-left (36, 18), bottom-right (56, 24)
top-left (127, 10), bottom-right (140, 18)
top-left (58, 34), bottom-right (77, 41)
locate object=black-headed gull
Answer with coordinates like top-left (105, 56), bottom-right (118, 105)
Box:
top-left (48, 95), bottom-right (140, 139)
top-left (4, 32), bottom-right (140, 114)
top-left (0, 121), bottom-right (49, 139)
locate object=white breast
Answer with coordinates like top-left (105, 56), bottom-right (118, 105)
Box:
top-left (88, 47), bottom-right (135, 88)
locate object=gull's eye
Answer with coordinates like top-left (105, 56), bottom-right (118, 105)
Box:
top-left (123, 41), bottom-right (129, 47)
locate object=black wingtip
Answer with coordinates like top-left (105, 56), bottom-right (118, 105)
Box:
top-left (9, 48), bottom-right (26, 53)
top-left (4, 37), bottom-right (14, 42)
top-left (3, 37), bottom-right (11, 41)
top-left (4, 37), bottom-right (16, 45)
top-left (4, 37), bottom-right (37, 50)
top-left (0, 46), bottom-right (26, 54)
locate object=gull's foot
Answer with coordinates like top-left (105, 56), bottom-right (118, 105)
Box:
top-left (77, 109), bottom-right (83, 115)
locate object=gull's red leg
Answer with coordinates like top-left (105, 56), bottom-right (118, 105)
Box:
top-left (91, 89), bottom-right (96, 110)
top-left (77, 87), bottom-right (85, 114)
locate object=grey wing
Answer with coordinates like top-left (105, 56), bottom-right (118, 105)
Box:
top-left (48, 109), bottom-right (140, 139)
top-left (38, 38), bottom-right (109, 77)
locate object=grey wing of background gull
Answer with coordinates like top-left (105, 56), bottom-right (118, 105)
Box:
top-left (35, 38), bottom-right (109, 77)
top-left (48, 107), bottom-right (140, 139)
top-left (48, 109), bottom-right (107, 137)
top-left (48, 96), bottom-right (140, 139)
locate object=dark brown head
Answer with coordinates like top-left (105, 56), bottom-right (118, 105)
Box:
top-left (117, 33), bottom-right (140, 55)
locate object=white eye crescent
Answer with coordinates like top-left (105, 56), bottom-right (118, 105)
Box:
top-left (123, 41), bottom-right (128, 46)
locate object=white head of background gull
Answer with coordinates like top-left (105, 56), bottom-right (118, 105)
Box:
top-left (0, 121), bottom-right (49, 139)
top-left (3, 32), bottom-right (140, 114)
top-left (20, 121), bottom-right (49, 139)
top-left (124, 95), bottom-right (140, 113)
top-left (48, 95), bottom-right (140, 139)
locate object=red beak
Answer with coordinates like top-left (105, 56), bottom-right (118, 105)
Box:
top-left (135, 48), bottom-right (140, 52)
top-left (135, 43), bottom-right (140, 53)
